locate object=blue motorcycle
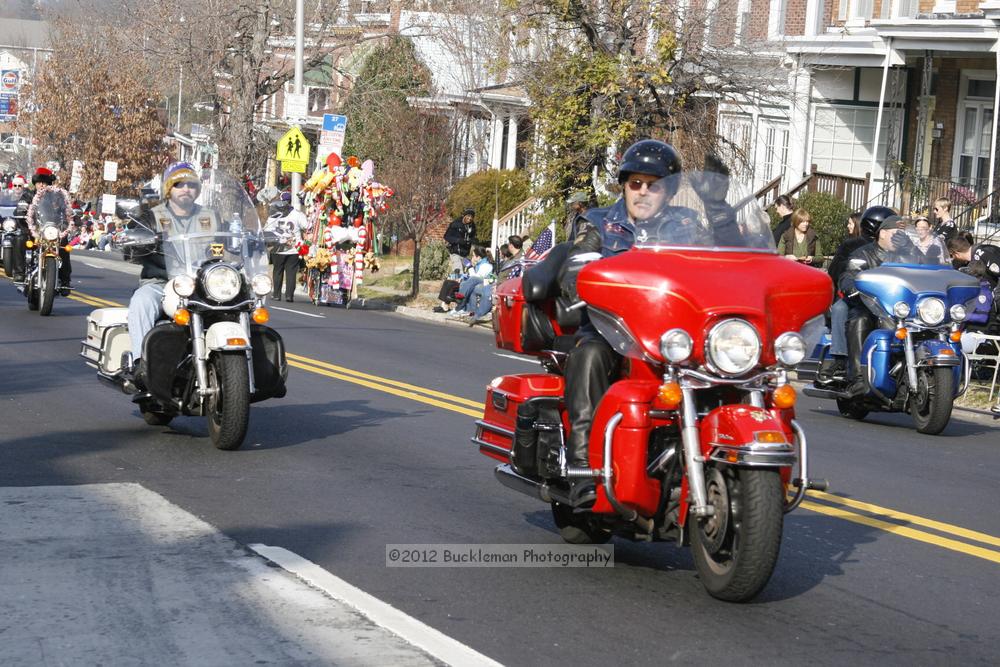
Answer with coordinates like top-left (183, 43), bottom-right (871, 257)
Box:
top-left (806, 231), bottom-right (980, 434)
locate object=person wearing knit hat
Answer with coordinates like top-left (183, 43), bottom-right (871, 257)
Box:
top-left (125, 162), bottom-right (219, 387)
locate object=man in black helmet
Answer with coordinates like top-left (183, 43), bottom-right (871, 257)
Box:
top-left (839, 212), bottom-right (908, 398)
top-left (561, 139), bottom-right (691, 506)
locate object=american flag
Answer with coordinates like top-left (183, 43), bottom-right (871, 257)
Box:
top-left (524, 227), bottom-right (553, 260)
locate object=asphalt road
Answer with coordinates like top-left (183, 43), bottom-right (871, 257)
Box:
top-left (1, 253), bottom-right (998, 665)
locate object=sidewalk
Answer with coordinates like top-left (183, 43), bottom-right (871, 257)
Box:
top-left (0, 484), bottom-right (450, 665)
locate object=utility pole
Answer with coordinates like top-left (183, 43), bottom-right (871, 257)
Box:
top-left (291, 0), bottom-right (304, 210)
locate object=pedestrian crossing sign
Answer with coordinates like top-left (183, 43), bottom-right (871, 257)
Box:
top-left (276, 126), bottom-right (311, 163)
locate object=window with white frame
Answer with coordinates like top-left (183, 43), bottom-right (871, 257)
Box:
top-left (811, 104), bottom-right (900, 178)
top-left (760, 120), bottom-right (790, 185)
top-left (718, 112), bottom-right (755, 178)
top-left (735, 0), bottom-right (752, 44)
top-left (308, 86), bottom-right (329, 113)
top-left (767, 0), bottom-right (787, 40)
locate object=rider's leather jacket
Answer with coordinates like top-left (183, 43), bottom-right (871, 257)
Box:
top-left (134, 203), bottom-right (220, 282)
top-left (838, 241), bottom-right (888, 297)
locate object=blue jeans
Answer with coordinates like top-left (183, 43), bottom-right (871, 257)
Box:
top-left (830, 299), bottom-right (848, 357)
top-left (455, 276), bottom-right (483, 312)
top-left (128, 281), bottom-right (165, 361)
top-left (471, 283), bottom-right (493, 318)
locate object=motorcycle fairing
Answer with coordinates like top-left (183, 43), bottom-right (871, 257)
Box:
top-left (588, 380), bottom-right (662, 517)
top-left (862, 329), bottom-right (900, 398)
top-left (855, 265), bottom-right (980, 321)
top-left (578, 249), bottom-right (832, 366)
top-left (249, 324), bottom-right (287, 403)
top-left (143, 323), bottom-right (191, 405)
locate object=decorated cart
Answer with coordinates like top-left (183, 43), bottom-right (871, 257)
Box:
top-left (299, 153), bottom-right (393, 306)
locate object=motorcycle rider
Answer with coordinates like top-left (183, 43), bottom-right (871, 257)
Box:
top-left (561, 139), bottom-right (695, 506)
top-left (839, 213), bottom-right (910, 398)
top-left (126, 162), bottom-right (219, 386)
top-left (26, 170), bottom-right (74, 291)
top-left (11, 168), bottom-right (57, 283)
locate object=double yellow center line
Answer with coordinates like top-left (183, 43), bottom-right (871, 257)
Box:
top-left (39, 288), bottom-right (1000, 565)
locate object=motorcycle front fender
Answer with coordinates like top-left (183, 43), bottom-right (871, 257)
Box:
top-left (698, 405), bottom-right (797, 468)
top-left (915, 338), bottom-right (963, 367)
top-left (205, 321), bottom-right (250, 351)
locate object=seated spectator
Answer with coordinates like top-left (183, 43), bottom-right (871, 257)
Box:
top-left (448, 246), bottom-right (494, 318)
top-left (777, 208), bottom-right (823, 267)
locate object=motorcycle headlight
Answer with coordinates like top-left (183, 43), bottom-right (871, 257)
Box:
top-left (706, 319), bottom-right (761, 376)
top-left (41, 224), bottom-right (59, 241)
top-left (892, 301), bottom-right (911, 319)
top-left (659, 328), bottom-right (692, 363)
top-left (916, 297), bottom-right (946, 326)
top-left (203, 264), bottom-right (242, 302)
top-left (2, 219), bottom-right (14, 232)
top-left (173, 274), bottom-right (196, 297)
top-left (774, 331), bottom-right (806, 366)
top-left (251, 273), bottom-right (273, 297)
top-left (949, 304), bottom-right (967, 322)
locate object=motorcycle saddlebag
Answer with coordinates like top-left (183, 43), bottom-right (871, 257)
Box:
top-left (250, 324), bottom-right (287, 403)
top-left (81, 307), bottom-right (131, 374)
top-left (143, 323), bottom-right (191, 404)
top-left (476, 373), bottom-right (565, 464)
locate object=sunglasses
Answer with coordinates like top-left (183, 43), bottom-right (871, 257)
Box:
top-left (626, 178), bottom-right (666, 193)
top-left (173, 181), bottom-right (199, 190)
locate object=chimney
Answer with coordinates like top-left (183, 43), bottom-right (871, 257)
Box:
top-left (389, 0), bottom-right (401, 34)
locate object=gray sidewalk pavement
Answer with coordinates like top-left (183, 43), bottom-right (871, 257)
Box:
top-left (0, 484), bottom-right (443, 666)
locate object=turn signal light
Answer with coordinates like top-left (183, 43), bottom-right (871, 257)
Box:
top-left (950, 331), bottom-right (962, 342)
top-left (226, 337), bottom-right (247, 346)
top-left (173, 308), bottom-right (191, 326)
top-left (252, 307), bottom-right (269, 324)
top-left (772, 384), bottom-right (797, 409)
top-left (754, 430), bottom-right (787, 444)
top-left (25, 240), bottom-right (33, 248)
top-left (895, 327), bottom-right (908, 340)
top-left (653, 381), bottom-right (682, 410)
top-left (939, 348), bottom-right (955, 356)
top-left (64, 245), bottom-right (73, 252)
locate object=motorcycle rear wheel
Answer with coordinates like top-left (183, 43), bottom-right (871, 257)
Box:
top-left (836, 397), bottom-right (868, 421)
top-left (691, 465), bottom-right (783, 602)
top-left (551, 501), bottom-right (612, 544)
top-left (206, 352), bottom-right (250, 450)
top-left (38, 256), bottom-right (56, 316)
top-left (910, 367), bottom-right (955, 435)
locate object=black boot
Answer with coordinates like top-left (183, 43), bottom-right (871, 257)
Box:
top-left (563, 337), bottom-right (620, 508)
top-left (816, 356), bottom-right (846, 385)
top-left (844, 317), bottom-right (872, 398)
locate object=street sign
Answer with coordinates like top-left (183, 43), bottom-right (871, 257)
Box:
top-left (276, 126), bottom-right (311, 163)
top-left (281, 160), bottom-right (307, 174)
top-left (69, 160), bottom-right (84, 194)
top-left (103, 160), bottom-right (118, 182)
top-left (1, 70), bottom-right (20, 92)
top-left (0, 93), bottom-right (18, 121)
top-left (284, 92), bottom-right (308, 121)
top-left (318, 114), bottom-right (347, 163)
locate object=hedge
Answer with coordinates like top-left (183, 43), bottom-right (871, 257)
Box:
top-left (445, 169), bottom-right (532, 243)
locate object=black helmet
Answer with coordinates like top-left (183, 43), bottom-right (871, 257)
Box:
top-left (860, 206), bottom-right (895, 241)
top-left (617, 140), bottom-right (681, 183)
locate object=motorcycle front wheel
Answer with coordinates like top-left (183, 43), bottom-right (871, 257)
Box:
top-left (910, 367), bottom-right (955, 435)
top-left (1, 246), bottom-right (12, 278)
top-left (206, 352), bottom-right (250, 450)
top-left (38, 256), bottom-right (56, 316)
top-left (691, 465), bottom-right (783, 602)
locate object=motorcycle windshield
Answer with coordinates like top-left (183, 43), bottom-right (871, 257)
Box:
top-left (35, 190), bottom-right (69, 229)
top-left (160, 170), bottom-right (266, 281)
top-left (882, 228), bottom-right (951, 266)
top-left (628, 171), bottom-right (776, 251)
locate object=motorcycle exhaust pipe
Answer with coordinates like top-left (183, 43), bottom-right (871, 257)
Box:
top-left (494, 464), bottom-right (573, 506)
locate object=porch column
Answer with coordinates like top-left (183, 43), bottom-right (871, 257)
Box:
top-left (986, 40), bottom-right (1000, 230)
top-left (505, 115), bottom-right (518, 170)
top-left (489, 114), bottom-right (504, 169)
top-left (870, 37), bottom-right (893, 202)
top-left (786, 56), bottom-right (812, 188)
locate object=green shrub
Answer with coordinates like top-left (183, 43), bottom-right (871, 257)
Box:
top-left (771, 192), bottom-right (853, 257)
top-left (446, 169), bottom-right (532, 242)
top-left (419, 241), bottom-right (450, 280)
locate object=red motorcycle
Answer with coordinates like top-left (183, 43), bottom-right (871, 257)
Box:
top-left (473, 172), bottom-right (832, 601)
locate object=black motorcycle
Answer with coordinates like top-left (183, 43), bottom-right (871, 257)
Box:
top-left (22, 189), bottom-right (70, 315)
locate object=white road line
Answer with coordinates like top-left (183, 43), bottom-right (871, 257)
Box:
top-left (269, 305), bottom-right (326, 318)
top-left (249, 545), bottom-right (502, 667)
top-left (494, 352), bottom-right (537, 364)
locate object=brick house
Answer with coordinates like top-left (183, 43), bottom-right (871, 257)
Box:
top-left (718, 0), bottom-right (1000, 234)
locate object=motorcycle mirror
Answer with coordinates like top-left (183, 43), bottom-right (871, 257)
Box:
top-left (118, 227), bottom-right (157, 248)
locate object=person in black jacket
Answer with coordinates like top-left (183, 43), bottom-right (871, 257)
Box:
top-left (816, 211), bottom-right (866, 384)
top-left (10, 167), bottom-right (54, 282)
top-left (443, 208), bottom-right (476, 273)
top-left (839, 215), bottom-right (909, 397)
top-left (771, 194), bottom-right (794, 244)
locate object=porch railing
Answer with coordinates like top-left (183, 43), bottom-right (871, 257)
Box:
top-left (491, 196), bottom-right (541, 251)
top-left (900, 175), bottom-right (987, 217)
top-left (755, 165), bottom-right (870, 212)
